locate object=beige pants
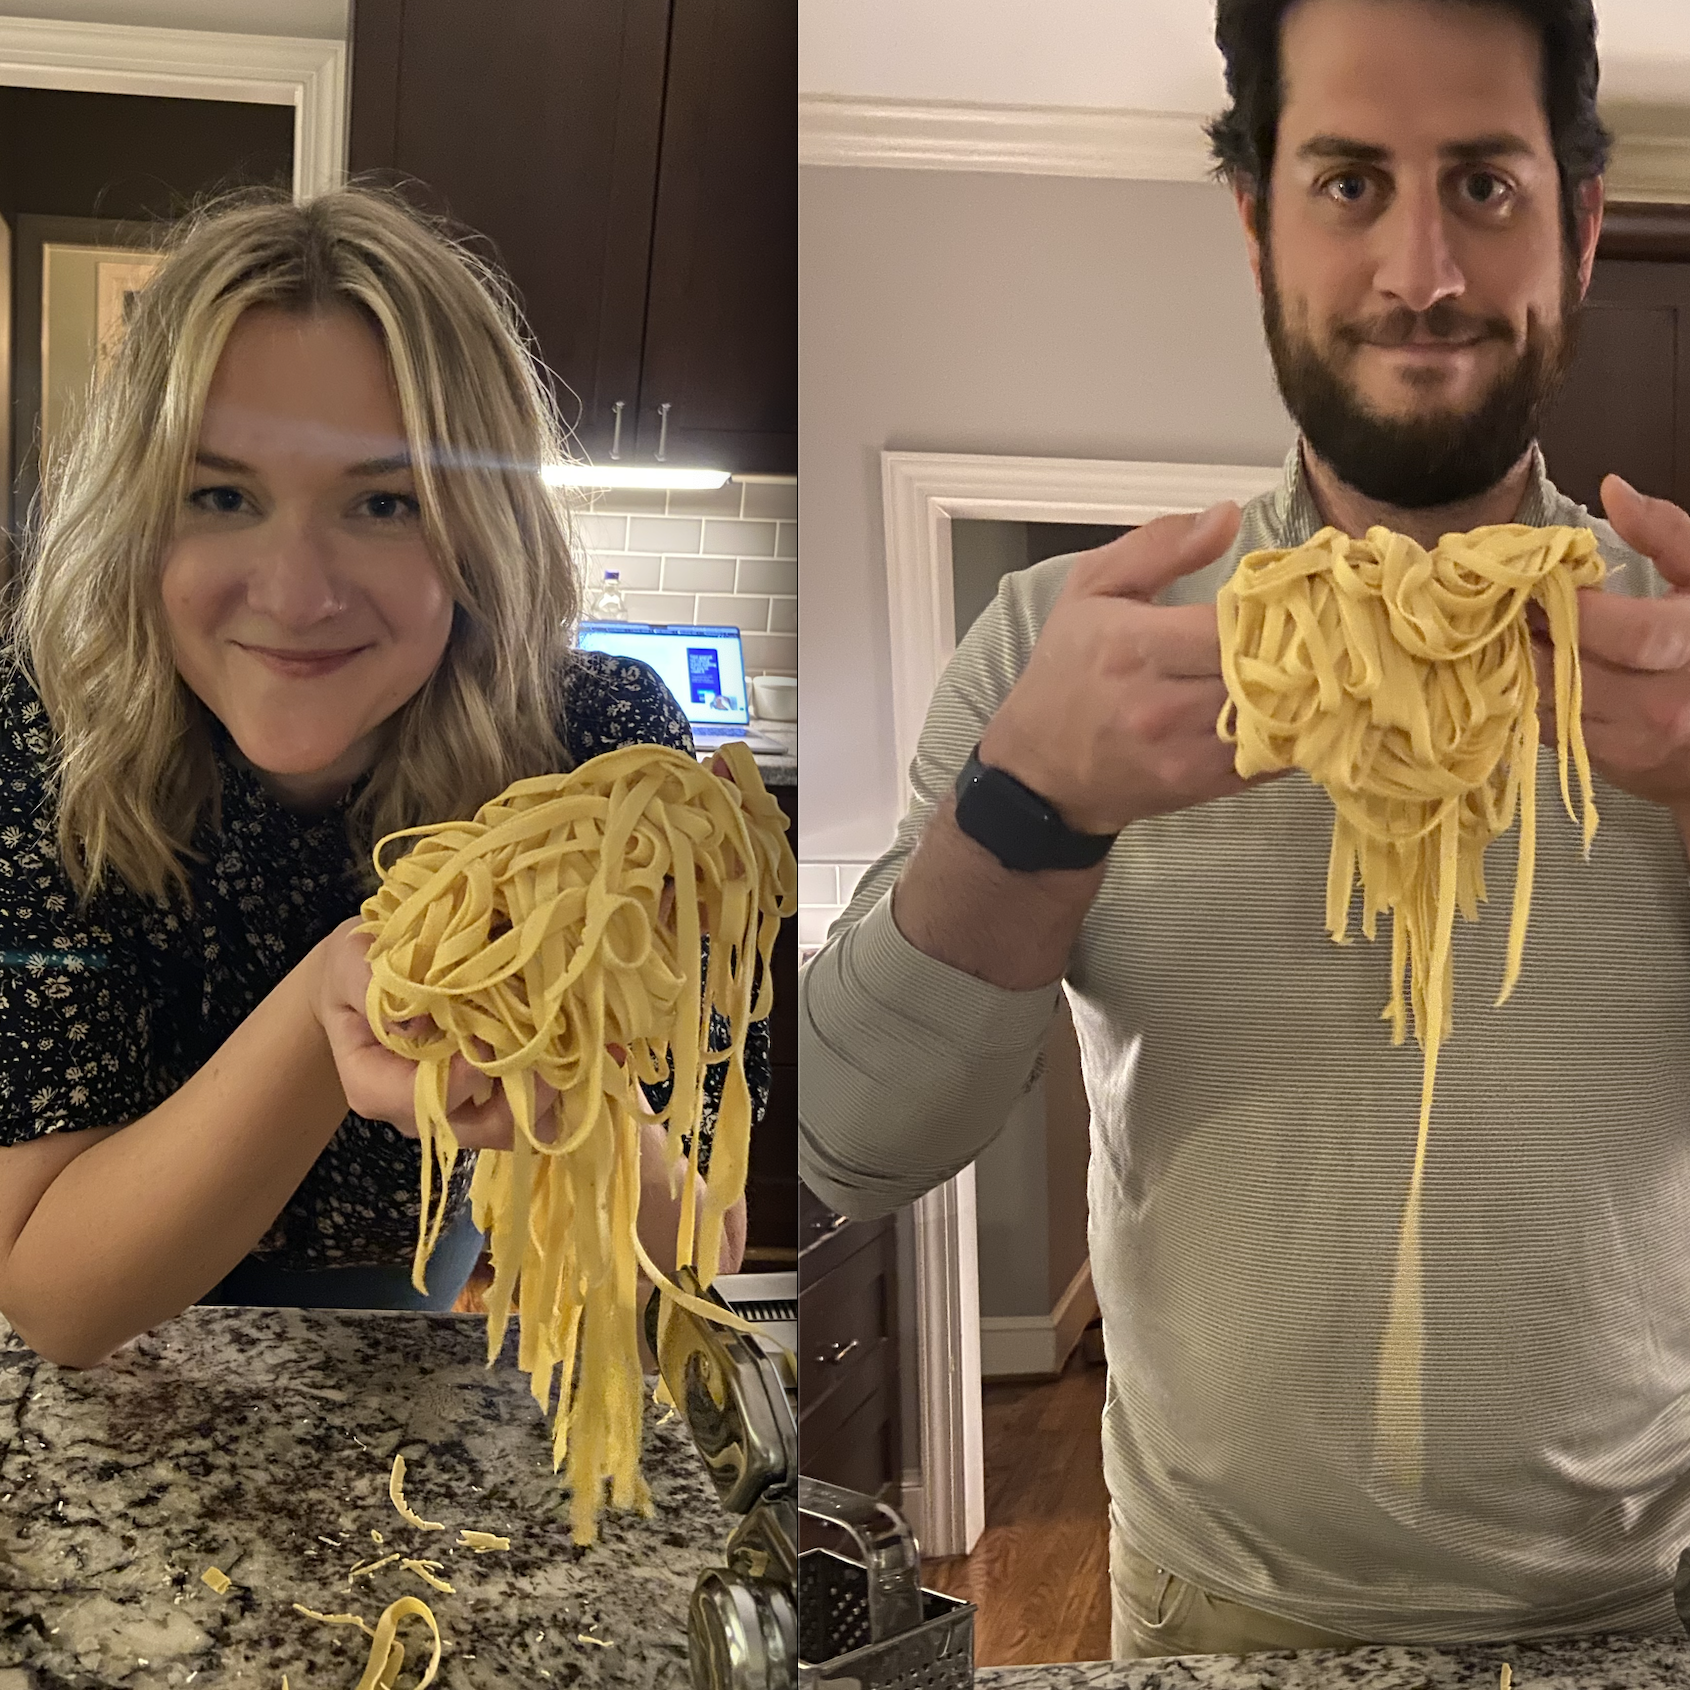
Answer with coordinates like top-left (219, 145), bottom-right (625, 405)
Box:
top-left (1110, 1516), bottom-right (1361, 1661)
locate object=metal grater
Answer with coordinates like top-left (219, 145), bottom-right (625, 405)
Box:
top-left (797, 1478), bottom-right (975, 1690)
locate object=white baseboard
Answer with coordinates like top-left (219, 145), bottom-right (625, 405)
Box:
top-left (979, 1257), bottom-right (1098, 1380)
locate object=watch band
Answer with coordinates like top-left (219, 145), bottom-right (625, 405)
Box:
top-left (953, 744), bottom-right (1117, 873)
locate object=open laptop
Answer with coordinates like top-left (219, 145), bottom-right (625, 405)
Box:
top-left (575, 621), bottom-right (786, 754)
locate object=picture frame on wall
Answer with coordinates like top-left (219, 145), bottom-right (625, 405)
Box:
top-left (12, 214), bottom-right (164, 546)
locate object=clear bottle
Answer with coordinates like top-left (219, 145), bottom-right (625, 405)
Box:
top-left (590, 568), bottom-right (625, 621)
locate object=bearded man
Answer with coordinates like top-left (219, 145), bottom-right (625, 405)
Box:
top-left (800, 0), bottom-right (1690, 1658)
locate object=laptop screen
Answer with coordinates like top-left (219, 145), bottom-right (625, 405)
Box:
top-left (576, 622), bottom-right (750, 731)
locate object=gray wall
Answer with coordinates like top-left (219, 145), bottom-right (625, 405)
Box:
top-left (797, 164), bottom-right (1298, 864)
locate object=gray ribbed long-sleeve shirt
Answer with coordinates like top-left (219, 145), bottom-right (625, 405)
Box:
top-left (799, 443), bottom-right (1690, 1641)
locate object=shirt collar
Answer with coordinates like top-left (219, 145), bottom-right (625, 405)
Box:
top-left (1276, 437), bottom-right (1557, 543)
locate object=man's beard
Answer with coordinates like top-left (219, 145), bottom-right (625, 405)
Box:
top-left (1259, 238), bottom-right (1583, 511)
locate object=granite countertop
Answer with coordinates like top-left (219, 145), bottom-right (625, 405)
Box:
top-left (974, 1633), bottom-right (1690, 1689)
top-left (0, 1306), bottom-right (737, 1687)
top-left (747, 719), bottom-right (795, 788)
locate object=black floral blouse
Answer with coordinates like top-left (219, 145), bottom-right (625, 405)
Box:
top-left (0, 651), bottom-right (769, 1269)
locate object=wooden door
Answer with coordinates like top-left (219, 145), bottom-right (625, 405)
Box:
top-left (348, 0), bottom-right (669, 461)
top-left (1538, 204), bottom-right (1690, 514)
top-left (635, 0), bottom-right (797, 473)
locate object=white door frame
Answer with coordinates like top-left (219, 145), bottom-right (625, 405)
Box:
top-left (0, 14), bottom-right (348, 197)
top-left (877, 449), bottom-right (1284, 1558)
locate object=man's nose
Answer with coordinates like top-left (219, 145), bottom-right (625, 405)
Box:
top-left (245, 513), bottom-right (345, 626)
top-left (1371, 179), bottom-right (1467, 317)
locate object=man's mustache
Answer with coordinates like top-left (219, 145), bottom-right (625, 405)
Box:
top-left (1335, 303), bottom-right (1515, 349)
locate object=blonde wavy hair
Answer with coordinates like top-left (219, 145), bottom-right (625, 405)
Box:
top-left (16, 184), bottom-right (584, 907)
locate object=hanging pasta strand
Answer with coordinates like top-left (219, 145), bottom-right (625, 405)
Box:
top-left (358, 740), bottom-right (797, 1542)
top-left (1216, 522), bottom-right (1605, 1487)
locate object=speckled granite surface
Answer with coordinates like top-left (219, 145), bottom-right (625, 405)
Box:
top-left (973, 1632), bottom-right (1690, 1688)
top-left (0, 1307), bottom-right (735, 1687)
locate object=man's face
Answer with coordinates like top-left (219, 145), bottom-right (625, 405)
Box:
top-left (1240, 0), bottom-right (1601, 509)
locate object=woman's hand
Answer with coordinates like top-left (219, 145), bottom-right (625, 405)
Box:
top-left (635, 1120), bottom-right (748, 1278)
top-left (307, 916), bottom-right (560, 1151)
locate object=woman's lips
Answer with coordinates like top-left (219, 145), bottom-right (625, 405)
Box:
top-left (240, 644), bottom-right (367, 678)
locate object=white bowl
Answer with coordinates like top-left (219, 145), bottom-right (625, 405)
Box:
top-left (750, 674), bottom-right (797, 722)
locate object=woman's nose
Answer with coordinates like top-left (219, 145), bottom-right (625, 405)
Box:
top-left (243, 514), bottom-right (346, 625)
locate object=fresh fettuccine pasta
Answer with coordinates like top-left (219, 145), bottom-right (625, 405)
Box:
top-left (1216, 522), bottom-right (1605, 1485)
top-left (359, 739), bottom-right (796, 1542)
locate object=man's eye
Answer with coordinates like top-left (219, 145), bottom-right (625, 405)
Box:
top-left (188, 485), bottom-right (248, 514)
top-left (1325, 174), bottom-right (1370, 205)
top-left (1462, 171), bottom-right (1511, 206)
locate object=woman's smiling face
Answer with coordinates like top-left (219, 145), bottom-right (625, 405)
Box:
top-left (161, 304), bottom-right (456, 810)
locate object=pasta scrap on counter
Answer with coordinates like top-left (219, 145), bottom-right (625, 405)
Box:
top-left (1218, 522), bottom-right (1604, 1486)
top-left (387, 1453), bottom-right (445, 1532)
top-left (200, 1567), bottom-right (232, 1595)
top-left (360, 740), bottom-right (796, 1542)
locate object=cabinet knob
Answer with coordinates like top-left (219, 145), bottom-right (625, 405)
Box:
top-left (656, 401), bottom-right (672, 462)
top-left (609, 400), bottom-right (626, 461)
top-left (815, 1338), bottom-right (860, 1366)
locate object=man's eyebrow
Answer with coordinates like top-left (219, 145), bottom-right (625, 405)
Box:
top-left (1294, 132), bottom-right (1538, 165)
top-left (191, 448), bottom-right (414, 476)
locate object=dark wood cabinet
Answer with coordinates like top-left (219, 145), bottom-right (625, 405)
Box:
top-left (635, 0), bottom-right (797, 472)
top-left (347, 0), bottom-right (794, 474)
top-left (1539, 204), bottom-right (1690, 514)
top-left (798, 1183), bottom-right (901, 1505)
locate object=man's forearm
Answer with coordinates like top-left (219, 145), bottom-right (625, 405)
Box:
top-left (890, 797), bottom-right (1109, 989)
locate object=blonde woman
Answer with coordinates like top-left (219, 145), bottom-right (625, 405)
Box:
top-left (0, 188), bottom-right (754, 1366)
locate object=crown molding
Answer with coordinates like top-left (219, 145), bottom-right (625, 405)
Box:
top-left (801, 91), bottom-right (1690, 202)
top-left (799, 93), bottom-right (1216, 183)
top-left (0, 15), bottom-right (347, 196)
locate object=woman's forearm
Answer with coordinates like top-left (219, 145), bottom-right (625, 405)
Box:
top-left (4, 945), bottom-right (348, 1367)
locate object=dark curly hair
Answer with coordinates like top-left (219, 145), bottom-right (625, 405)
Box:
top-left (1205, 0), bottom-right (1612, 249)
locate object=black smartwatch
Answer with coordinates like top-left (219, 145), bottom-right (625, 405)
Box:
top-left (952, 744), bottom-right (1117, 873)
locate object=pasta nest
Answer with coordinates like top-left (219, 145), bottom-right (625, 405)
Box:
top-left (358, 739), bottom-right (796, 1541)
top-left (1216, 521), bottom-right (1606, 1487)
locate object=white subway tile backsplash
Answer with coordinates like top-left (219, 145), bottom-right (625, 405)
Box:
top-left (629, 515), bottom-right (703, 555)
top-left (661, 555), bottom-right (738, 594)
top-left (742, 480), bottom-right (798, 521)
top-left (577, 513), bottom-right (629, 550)
top-left (743, 632), bottom-right (797, 672)
top-left (625, 591), bottom-right (697, 624)
top-left (735, 557), bottom-right (798, 596)
top-left (702, 518), bottom-right (777, 558)
top-left (574, 478), bottom-right (797, 672)
top-left (837, 863), bottom-right (869, 902)
top-left (696, 594), bottom-right (770, 633)
top-left (586, 552), bottom-right (662, 591)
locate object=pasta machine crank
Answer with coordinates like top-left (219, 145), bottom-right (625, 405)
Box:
top-left (648, 1268), bottom-right (797, 1690)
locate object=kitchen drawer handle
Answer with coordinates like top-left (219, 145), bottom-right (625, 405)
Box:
top-left (609, 400), bottom-right (625, 460)
top-left (809, 1211), bottom-right (851, 1240)
top-left (815, 1338), bottom-right (860, 1366)
top-left (655, 401), bottom-right (672, 462)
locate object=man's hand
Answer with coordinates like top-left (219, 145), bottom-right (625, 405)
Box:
top-left (308, 916), bottom-right (560, 1151)
top-left (979, 501), bottom-right (1276, 835)
top-left (1535, 475), bottom-right (1690, 847)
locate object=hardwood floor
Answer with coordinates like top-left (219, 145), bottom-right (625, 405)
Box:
top-left (921, 1349), bottom-right (1112, 1665)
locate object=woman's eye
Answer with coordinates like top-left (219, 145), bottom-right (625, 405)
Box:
top-left (358, 491), bottom-right (421, 521)
top-left (188, 485), bottom-right (249, 515)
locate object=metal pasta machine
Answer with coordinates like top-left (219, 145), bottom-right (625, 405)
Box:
top-left (649, 1268), bottom-right (798, 1690)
